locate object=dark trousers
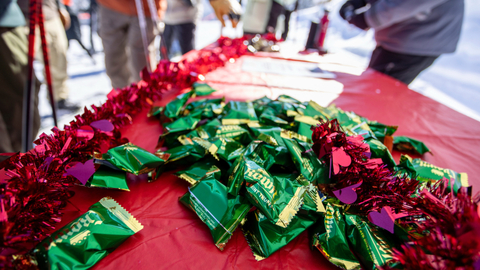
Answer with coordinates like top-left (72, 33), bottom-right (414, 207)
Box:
top-left (368, 46), bottom-right (438, 85)
top-left (163, 22), bottom-right (196, 56)
top-left (265, 1), bottom-right (294, 40)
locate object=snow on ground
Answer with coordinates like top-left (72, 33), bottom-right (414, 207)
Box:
top-left (37, 0), bottom-right (480, 136)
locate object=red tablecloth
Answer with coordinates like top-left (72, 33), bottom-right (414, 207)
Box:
top-left (58, 51), bottom-right (480, 270)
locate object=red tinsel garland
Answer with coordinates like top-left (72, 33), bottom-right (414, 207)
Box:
top-left (0, 37), bottom-right (249, 267)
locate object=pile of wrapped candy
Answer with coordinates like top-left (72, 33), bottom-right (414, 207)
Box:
top-left (146, 84), bottom-right (478, 269)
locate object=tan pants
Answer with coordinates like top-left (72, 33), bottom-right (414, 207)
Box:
top-left (34, 16), bottom-right (70, 102)
top-left (0, 27), bottom-right (40, 154)
top-left (98, 4), bottom-right (156, 89)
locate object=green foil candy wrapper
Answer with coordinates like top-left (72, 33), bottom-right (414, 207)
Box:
top-left (192, 82), bottom-right (217, 96)
top-left (86, 166), bottom-right (129, 191)
top-left (221, 101), bottom-right (258, 125)
top-left (396, 155), bottom-right (468, 193)
top-left (283, 137), bottom-right (329, 184)
top-left (243, 159), bottom-right (307, 228)
top-left (179, 175), bottom-right (251, 250)
top-left (312, 204), bottom-right (399, 270)
top-left (345, 214), bottom-right (397, 269)
top-left (365, 137), bottom-right (396, 168)
top-left (31, 197), bottom-right (143, 270)
top-left (393, 135), bottom-right (430, 155)
top-left (312, 203), bottom-right (362, 270)
top-left (185, 98), bottom-right (224, 119)
top-left (242, 204), bottom-right (320, 261)
top-left (163, 90), bottom-right (193, 119)
top-left (174, 158), bottom-right (221, 185)
top-left (102, 142), bottom-right (167, 175)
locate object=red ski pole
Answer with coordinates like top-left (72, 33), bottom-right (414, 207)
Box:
top-left (38, 0), bottom-right (59, 128)
top-left (317, 9), bottom-right (329, 54)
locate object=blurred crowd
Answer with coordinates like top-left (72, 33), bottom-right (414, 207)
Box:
top-left (0, 0), bottom-right (463, 156)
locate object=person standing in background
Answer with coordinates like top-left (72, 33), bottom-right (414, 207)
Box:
top-left (0, 0), bottom-right (40, 157)
top-left (339, 0), bottom-right (464, 85)
top-left (96, 0), bottom-right (165, 89)
top-left (162, 0), bottom-right (241, 58)
top-left (162, 0), bottom-right (202, 57)
top-left (18, 0), bottom-right (80, 111)
top-left (265, 0), bottom-right (297, 40)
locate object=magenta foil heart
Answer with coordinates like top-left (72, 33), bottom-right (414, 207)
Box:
top-left (65, 159), bottom-right (95, 185)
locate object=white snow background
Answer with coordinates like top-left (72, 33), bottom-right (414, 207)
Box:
top-left (37, 0), bottom-right (480, 136)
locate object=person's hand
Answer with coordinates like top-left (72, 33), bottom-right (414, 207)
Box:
top-left (209, 0), bottom-right (242, 28)
top-left (339, 0), bottom-right (366, 21)
top-left (58, 8), bottom-right (71, 30)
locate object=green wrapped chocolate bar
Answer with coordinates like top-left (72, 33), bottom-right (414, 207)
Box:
top-left (174, 157), bottom-right (221, 185)
top-left (185, 98), bottom-right (225, 119)
top-left (102, 143), bottom-right (167, 175)
top-left (221, 101), bottom-right (258, 125)
top-left (193, 137), bottom-right (245, 162)
top-left (227, 141), bottom-right (293, 196)
top-left (164, 115), bottom-right (200, 133)
top-left (192, 82), bottom-right (217, 96)
top-left (159, 143), bottom-right (206, 166)
top-left (243, 159), bottom-right (308, 228)
top-left (365, 121), bottom-right (397, 144)
top-left (312, 203), bottom-right (362, 270)
top-left (396, 155), bottom-right (468, 193)
top-left (31, 197), bottom-right (143, 270)
top-left (393, 136), bottom-right (430, 155)
top-left (86, 166), bottom-right (130, 191)
top-left (179, 175), bottom-right (251, 250)
top-left (242, 204), bottom-right (319, 260)
top-left (247, 124), bottom-right (302, 147)
top-left (163, 90), bottom-right (193, 119)
top-left (258, 107), bottom-right (289, 126)
top-left (345, 214), bottom-right (397, 269)
top-left (283, 137), bottom-right (329, 184)
top-left (365, 137), bottom-right (396, 168)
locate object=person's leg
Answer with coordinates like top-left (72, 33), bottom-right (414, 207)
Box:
top-left (368, 46), bottom-right (438, 85)
top-left (282, 9), bottom-right (293, 40)
top-left (127, 14), bottom-right (155, 82)
top-left (98, 5), bottom-right (131, 89)
top-left (265, 1), bottom-right (284, 33)
top-left (0, 27), bottom-right (40, 153)
top-left (177, 22), bottom-right (195, 55)
top-left (162, 24), bottom-right (175, 58)
top-left (44, 16), bottom-right (70, 102)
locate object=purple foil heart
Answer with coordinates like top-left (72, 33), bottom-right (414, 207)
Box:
top-left (332, 182), bottom-right (362, 204)
top-left (368, 207), bottom-right (395, 233)
top-left (90, 119), bottom-right (114, 132)
top-left (65, 159), bottom-right (95, 185)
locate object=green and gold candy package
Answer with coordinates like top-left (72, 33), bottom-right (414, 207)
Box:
top-left (174, 157), bottom-right (222, 185)
top-left (396, 155), bottom-right (468, 193)
top-left (102, 142), bottom-right (167, 175)
top-left (221, 101), bottom-right (258, 125)
top-left (86, 166), bottom-right (130, 191)
top-left (283, 137), bottom-right (329, 184)
top-left (179, 175), bottom-right (251, 250)
top-left (393, 135), bottom-right (430, 155)
top-left (242, 204), bottom-right (319, 261)
top-left (31, 197), bottom-right (143, 270)
top-left (312, 204), bottom-right (362, 270)
top-left (243, 160), bottom-right (308, 228)
top-left (345, 214), bottom-right (397, 269)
